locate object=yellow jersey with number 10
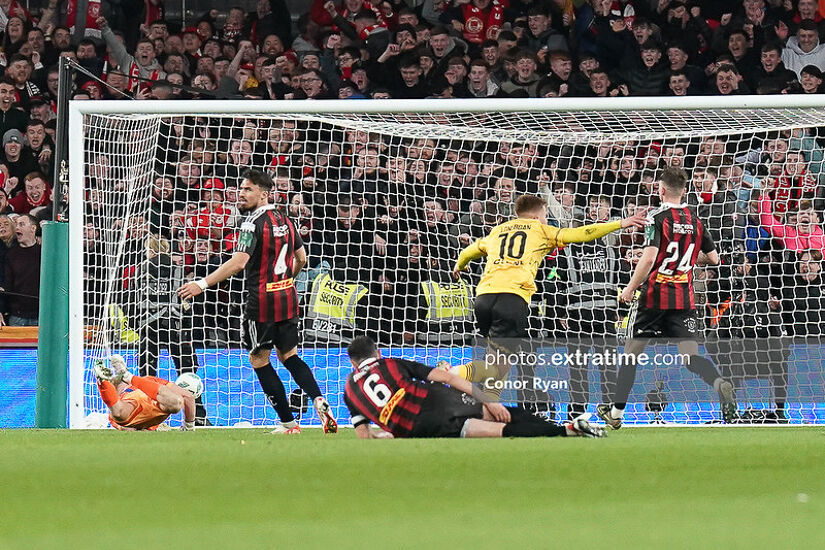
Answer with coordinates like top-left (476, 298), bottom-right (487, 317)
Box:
top-left (466, 218), bottom-right (562, 303)
top-left (456, 217), bottom-right (624, 304)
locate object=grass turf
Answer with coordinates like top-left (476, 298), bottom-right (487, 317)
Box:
top-left (1, 427), bottom-right (823, 550)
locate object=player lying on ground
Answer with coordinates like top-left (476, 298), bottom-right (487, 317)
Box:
top-left (451, 194), bottom-right (647, 403)
top-left (344, 336), bottom-right (606, 439)
top-left (94, 355), bottom-right (198, 431)
top-left (177, 169), bottom-right (336, 434)
top-left (598, 167), bottom-right (736, 429)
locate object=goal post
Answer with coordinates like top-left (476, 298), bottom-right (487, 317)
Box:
top-left (68, 96), bottom-right (825, 428)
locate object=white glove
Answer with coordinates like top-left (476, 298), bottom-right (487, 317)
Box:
top-left (109, 354), bottom-right (126, 373)
top-left (180, 421), bottom-right (195, 432)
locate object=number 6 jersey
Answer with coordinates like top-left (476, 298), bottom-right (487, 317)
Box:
top-left (642, 203), bottom-right (716, 310)
top-left (235, 204), bottom-right (304, 322)
top-left (344, 357), bottom-right (433, 437)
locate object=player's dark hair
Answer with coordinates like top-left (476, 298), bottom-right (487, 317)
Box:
top-left (661, 166), bottom-right (688, 193)
top-left (514, 194), bottom-right (547, 216)
top-left (347, 336), bottom-right (378, 364)
top-left (242, 168), bottom-right (273, 191)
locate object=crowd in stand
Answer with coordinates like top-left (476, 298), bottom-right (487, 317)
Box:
top-left (0, 0), bottom-right (824, 363)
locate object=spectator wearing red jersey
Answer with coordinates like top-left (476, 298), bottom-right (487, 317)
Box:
top-left (767, 150), bottom-right (819, 214)
top-left (186, 178), bottom-right (236, 247)
top-left (8, 171), bottom-right (50, 216)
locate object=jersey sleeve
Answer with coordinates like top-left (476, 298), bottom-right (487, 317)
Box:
top-left (643, 216), bottom-right (662, 249)
top-left (397, 359), bottom-right (434, 381)
top-left (455, 238), bottom-right (487, 270)
top-left (542, 224), bottom-right (563, 249)
top-left (235, 218), bottom-right (259, 255)
top-left (700, 222), bottom-right (716, 253)
top-left (344, 392), bottom-right (369, 428)
top-left (290, 217), bottom-right (304, 250)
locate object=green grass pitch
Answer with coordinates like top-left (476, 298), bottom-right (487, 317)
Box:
top-left (1, 427), bottom-right (823, 550)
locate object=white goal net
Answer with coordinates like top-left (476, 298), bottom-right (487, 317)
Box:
top-left (69, 98), bottom-right (825, 427)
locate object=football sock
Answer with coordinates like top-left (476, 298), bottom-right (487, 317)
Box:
top-left (457, 360), bottom-right (498, 383)
top-left (689, 357), bottom-right (723, 388)
top-left (283, 355), bottom-right (322, 399)
top-left (129, 375), bottom-right (161, 400)
top-left (613, 362), bottom-right (638, 407)
top-left (97, 381), bottom-right (118, 408)
top-left (611, 406), bottom-right (625, 419)
top-left (254, 363), bottom-right (294, 423)
top-left (502, 420), bottom-right (566, 438)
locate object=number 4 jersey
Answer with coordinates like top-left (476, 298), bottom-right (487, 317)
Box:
top-left (235, 204), bottom-right (304, 323)
top-left (642, 203), bottom-right (715, 310)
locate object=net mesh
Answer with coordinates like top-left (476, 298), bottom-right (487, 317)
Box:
top-left (77, 107), bottom-right (825, 427)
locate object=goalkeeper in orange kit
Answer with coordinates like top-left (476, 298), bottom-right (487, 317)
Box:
top-left (450, 195), bottom-right (647, 406)
top-left (94, 355), bottom-right (198, 431)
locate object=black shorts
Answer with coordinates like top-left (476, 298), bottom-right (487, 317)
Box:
top-left (242, 317), bottom-right (300, 353)
top-left (629, 305), bottom-right (698, 340)
top-left (410, 384), bottom-right (484, 438)
top-left (474, 292), bottom-right (529, 341)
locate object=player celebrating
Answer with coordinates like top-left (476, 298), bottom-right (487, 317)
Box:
top-left (177, 169), bottom-right (337, 434)
top-left (597, 167), bottom-right (736, 429)
top-left (344, 336), bottom-right (606, 439)
top-left (94, 355), bottom-right (197, 431)
top-left (451, 194), bottom-right (646, 400)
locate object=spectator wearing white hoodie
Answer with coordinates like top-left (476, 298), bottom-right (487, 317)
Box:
top-left (782, 20), bottom-right (825, 78)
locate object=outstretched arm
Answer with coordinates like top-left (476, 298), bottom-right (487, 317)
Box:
top-left (176, 251), bottom-right (250, 300)
top-left (453, 239), bottom-right (487, 278)
top-left (556, 213), bottom-right (647, 244)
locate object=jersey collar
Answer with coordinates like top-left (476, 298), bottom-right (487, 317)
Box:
top-left (253, 203), bottom-right (276, 214)
top-left (357, 357), bottom-right (379, 371)
top-left (661, 201), bottom-right (688, 209)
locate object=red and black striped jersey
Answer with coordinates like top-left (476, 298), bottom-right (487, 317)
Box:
top-left (641, 203), bottom-right (715, 310)
top-left (235, 205), bottom-right (304, 322)
top-left (344, 357), bottom-right (432, 437)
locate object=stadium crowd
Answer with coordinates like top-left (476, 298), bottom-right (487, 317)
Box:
top-left (0, 0), bottom-right (823, 386)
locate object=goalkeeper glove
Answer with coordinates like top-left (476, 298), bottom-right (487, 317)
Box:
top-left (180, 421), bottom-right (195, 432)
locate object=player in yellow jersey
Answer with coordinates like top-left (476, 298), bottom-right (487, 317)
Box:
top-left (452, 195), bottom-right (647, 400)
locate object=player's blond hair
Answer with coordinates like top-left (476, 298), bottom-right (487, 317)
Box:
top-left (514, 194), bottom-right (546, 216)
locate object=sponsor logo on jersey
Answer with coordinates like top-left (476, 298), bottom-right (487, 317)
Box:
top-left (266, 278), bottom-right (294, 292)
top-left (672, 223), bottom-right (694, 234)
top-left (272, 224), bottom-right (290, 237)
top-left (655, 272), bottom-right (689, 284)
top-left (379, 388), bottom-right (406, 424)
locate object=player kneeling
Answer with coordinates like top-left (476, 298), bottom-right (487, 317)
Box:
top-left (94, 355), bottom-right (198, 431)
top-left (344, 336), bottom-right (605, 439)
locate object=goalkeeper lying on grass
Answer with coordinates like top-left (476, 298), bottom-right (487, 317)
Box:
top-left (94, 355), bottom-right (198, 431)
top-left (343, 336), bottom-right (606, 439)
